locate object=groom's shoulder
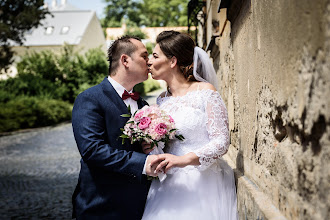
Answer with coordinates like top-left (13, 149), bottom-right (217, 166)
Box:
top-left (75, 81), bottom-right (106, 102)
top-left (82, 78), bottom-right (108, 95)
top-left (79, 84), bottom-right (101, 96)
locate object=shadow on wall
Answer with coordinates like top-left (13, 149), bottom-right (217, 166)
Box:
top-left (235, 136), bottom-right (245, 178)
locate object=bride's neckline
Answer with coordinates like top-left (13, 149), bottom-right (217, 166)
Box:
top-left (166, 82), bottom-right (194, 97)
top-left (161, 88), bottom-right (217, 100)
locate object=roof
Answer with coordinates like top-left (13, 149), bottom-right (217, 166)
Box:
top-left (13, 6), bottom-right (95, 46)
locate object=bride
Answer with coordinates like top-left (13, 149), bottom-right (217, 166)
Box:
top-left (142, 30), bottom-right (238, 220)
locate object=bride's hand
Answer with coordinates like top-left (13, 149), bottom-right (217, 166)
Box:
top-left (153, 153), bottom-right (200, 174)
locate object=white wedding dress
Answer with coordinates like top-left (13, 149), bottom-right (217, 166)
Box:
top-left (142, 89), bottom-right (238, 220)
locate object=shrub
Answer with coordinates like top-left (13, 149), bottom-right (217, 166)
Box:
top-left (0, 46), bottom-right (109, 132)
top-left (145, 42), bottom-right (155, 55)
top-left (134, 76), bottom-right (161, 96)
top-left (0, 96), bottom-right (72, 133)
top-left (0, 89), bottom-right (16, 103)
top-left (80, 48), bottom-right (108, 85)
top-left (0, 73), bottom-right (59, 99)
top-left (124, 27), bottom-right (148, 39)
top-left (15, 45), bottom-right (108, 103)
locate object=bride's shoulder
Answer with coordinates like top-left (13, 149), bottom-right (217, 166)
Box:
top-left (192, 82), bottom-right (217, 92)
top-left (158, 91), bottom-right (167, 98)
top-left (156, 91), bottom-right (169, 105)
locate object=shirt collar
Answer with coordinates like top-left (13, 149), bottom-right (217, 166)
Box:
top-left (107, 76), bottom-right (133, 97)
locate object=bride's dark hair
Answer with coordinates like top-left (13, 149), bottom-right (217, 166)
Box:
top-left (156, 31), bottom-right (196, 81)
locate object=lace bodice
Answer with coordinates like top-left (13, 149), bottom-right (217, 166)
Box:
top-left (157, 89), bottom-right (229, 171)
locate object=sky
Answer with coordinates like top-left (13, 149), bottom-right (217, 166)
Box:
top-left (45, 0), bottom-right (107, 18)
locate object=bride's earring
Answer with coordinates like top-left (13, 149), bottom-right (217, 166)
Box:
top-left (167, 86), bottom-right (171, 94)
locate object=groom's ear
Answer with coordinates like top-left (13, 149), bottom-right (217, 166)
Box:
top-left (170, 56), bottom-right (177, 68)
top-left (121, 54), bottom-right (129, 68)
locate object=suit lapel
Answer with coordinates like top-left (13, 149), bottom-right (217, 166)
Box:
top-left (100, 77), bottom-right (129, 114)
top-left (137, 97), bottom-right (148, 109)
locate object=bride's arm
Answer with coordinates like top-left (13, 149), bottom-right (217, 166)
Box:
top-left (192, 90), bottom-right (229, 170)
top-left (153, 152), bottom-right (199, 174)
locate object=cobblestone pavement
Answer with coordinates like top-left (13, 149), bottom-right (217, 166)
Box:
top-left (0, 123), bottom-right (80, 219)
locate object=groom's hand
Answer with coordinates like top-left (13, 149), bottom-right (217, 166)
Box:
top-left (145, 155), bottom-right (162, 177)
top-left (141, 142), bottom-right (154, 154)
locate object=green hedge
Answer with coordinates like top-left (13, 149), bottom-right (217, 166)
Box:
top-left (0, 45), bottom-right (162, 133)
top-left (134, 77), bottom-right (161, 96)
top-left (0, 96), bottom-right (72, 132)
top-left (15, 45), bottom-right (108, 103)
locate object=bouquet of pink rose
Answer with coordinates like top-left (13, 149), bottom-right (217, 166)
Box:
top-left (120, 105), bottom-right (184, 181)
top-left (120, 105), bottom-right (184, 147)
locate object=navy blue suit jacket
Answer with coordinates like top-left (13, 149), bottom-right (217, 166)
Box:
top-left (72, 78), bottom-right (150, 220)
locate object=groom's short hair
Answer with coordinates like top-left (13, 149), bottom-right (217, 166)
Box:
top-left (107, 35), bottom-right (141, 75)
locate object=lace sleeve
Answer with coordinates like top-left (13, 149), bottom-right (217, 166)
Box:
top-left (193, 91), bottom-right (230, 170)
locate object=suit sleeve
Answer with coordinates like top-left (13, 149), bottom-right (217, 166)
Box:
top-left (72, 91), bottom-right (148, 183)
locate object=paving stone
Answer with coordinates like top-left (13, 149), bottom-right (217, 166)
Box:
top-left (0, 123), bottom-right (80, 219)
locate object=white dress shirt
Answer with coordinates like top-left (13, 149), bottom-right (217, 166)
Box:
top-left (107, 76), bottom-right (148, 175)
top-left (108, 76), bottom-right (138, 114)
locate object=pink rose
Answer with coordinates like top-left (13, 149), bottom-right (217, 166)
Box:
top-left (138, 117), bottom-right (151, 129)
top-left (134, 110), bottom-right (144, 120)
top-left (155, 123), bottom-right (167, 136)
top-left (169, 115), bottom-right (174, 123)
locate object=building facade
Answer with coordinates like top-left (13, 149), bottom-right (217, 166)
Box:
top-left (189, 0), bottom-right (330, 219)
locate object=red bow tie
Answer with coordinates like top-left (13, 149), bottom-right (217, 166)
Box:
top-left (122, 90), bottom-right (140, 101)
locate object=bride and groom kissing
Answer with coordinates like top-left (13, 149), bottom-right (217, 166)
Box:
top-left (71, 31), bottom-right (238, 220)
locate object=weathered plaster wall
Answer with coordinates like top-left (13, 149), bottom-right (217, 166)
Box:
top-left (210, 0), bottom-right (330, 219)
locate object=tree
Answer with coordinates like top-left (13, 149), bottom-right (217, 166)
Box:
top-left (124, 27), bottom-right (147, 39)
top-left (139, 0), bottom-right (189, 27)
top-left (101, 0), bottom-right (141, 27)
top-left (0, 0), bottom-right (50, 70)
top-left (101, 0), bottom-right (189, 28)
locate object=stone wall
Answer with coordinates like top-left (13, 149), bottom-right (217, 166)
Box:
top-left (203, 0), bottom-right (330, 219)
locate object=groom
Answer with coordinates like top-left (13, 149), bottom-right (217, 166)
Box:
top-left (72, 36), bottom-right (162, 219)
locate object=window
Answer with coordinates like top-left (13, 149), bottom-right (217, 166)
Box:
top-left (61, 26), bottom-right (70, 34)
top-left (45, 26), bottom-right (54, 35)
